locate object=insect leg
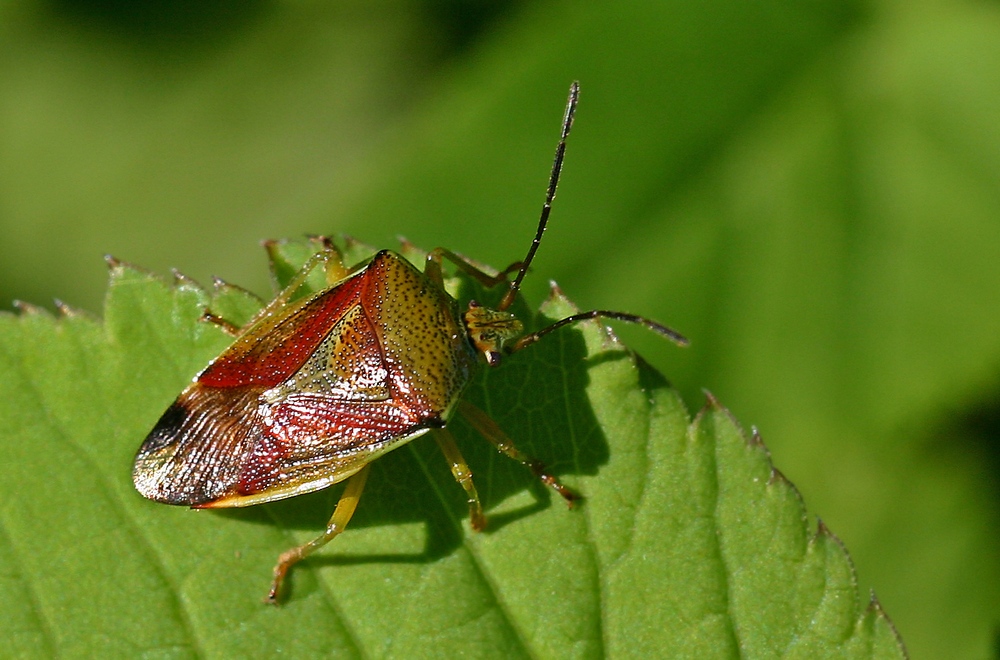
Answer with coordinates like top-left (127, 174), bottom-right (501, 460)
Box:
top-left (458, 401), bottom-right (579, 506)
top-left (424, 248), bottom-right (522, 289)
top-left (266, 464), bottom-right (371, 604)
top-left (434, 428), bottom-right (486, 531)
top-left (196, 278), bottom-right (268, 337)
top-left (199, 310), bottom-right (242, 336)
top-left (236, 244), bottom-right (343, 339)
top-left (268, 246), bottom-right (341, 309)
top-left (310, 235), bottom-right (352, 285)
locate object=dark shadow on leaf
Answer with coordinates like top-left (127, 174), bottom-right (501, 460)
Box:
top-left (305, 553), bottom-right (430, 567)
top-left (635, 353), bottom-right (673, 392)
top-left (478, 498), bottom-right (554, 533)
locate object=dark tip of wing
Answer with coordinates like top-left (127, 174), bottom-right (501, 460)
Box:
top-left (133, 401), bottom-right (206, 505)
top-left (140, 401), bottom-right (188, 455)
top-left (133, 389), bottom-right (256, 507)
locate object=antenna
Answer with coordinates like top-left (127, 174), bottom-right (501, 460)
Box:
top-left (493, 81), bottom-right (689, 352)
top-left (498, 81), bottom-right (579, 312)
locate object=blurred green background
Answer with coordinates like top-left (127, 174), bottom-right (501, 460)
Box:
top-left (2, 0), bottom-right (999, 656)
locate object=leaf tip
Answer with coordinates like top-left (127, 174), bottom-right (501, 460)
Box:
top-left (767, 466), bottom-right (788, 486)
top-left (53, 298), bottom-right (86, 318)
top-left (748, 425), bottom-right (778, 459)
top-left (702, 389), bottom-right (722, 409)
top-left (547, 280), bottom-right (566, 300)
top-left (542, 281), bottom-right (580, 316)
top-left (172, 269), bottom-right (199, 288)
top-left (814, 518), bottom-right (850, 555)
top-left (12, 299), bottom-right (47, 316)
top-left (104, 254), bottom-right (156, 280)
top-left (866, 590), bottom-right (886, 615)
top-left (867, 590), bottom-right (909, 657)
top-left (397, 236), bottom-right (427, 263)
top-left (307, 234), bottom-right (334, 250)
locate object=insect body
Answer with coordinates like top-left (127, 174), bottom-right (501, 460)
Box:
top-left (132, 82), bottom-right (687, 602)
top-left (135, 251), bottom-right (477, 508)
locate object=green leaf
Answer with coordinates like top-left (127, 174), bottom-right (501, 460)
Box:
top-left (0, 241), bottom-right (904, 657)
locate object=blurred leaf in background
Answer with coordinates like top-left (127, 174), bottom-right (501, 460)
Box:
top-left (1, 0), bottom-right (999, 657)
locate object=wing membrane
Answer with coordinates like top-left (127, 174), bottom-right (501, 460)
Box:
top-left (133, 385), bottom-right (262, 505)
top-left (218, 394), bottom-right (432, 506)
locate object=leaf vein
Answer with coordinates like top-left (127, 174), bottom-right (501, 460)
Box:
top-left (407, 438), bottom-right (535, 659)
top-left (0, 511), bottom-right (57, 657)
top-left (705, 418), bottom-right (743, 658)
top-left (0, 333), bottom-right (204, 657)
top-left (263, 504), bottom-right (367, 658)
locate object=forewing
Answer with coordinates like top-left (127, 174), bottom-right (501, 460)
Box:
top-left (134, 254), bottom-right (454, 508)
top-left (210, 394), bottom-right (433, 506)
top-left (216, 300), bottom-right (435, 505)
top-left (262, 303), bottom-right (390, 403)
top-left (134, 271), bottom-right (369, 506)
top-left (133, 385), bottom-right (262, 506)
top-left (198, 272), bottom-right (367, 389)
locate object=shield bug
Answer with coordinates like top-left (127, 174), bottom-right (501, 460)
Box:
top-left (132, 82), bottom-right (687, 603)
